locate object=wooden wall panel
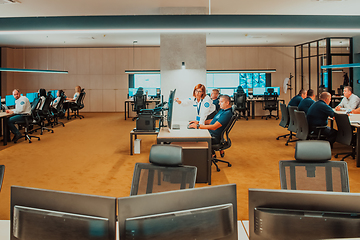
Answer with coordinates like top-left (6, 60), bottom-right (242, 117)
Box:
top-left (89, 75), bottom-right (103, 90)
top-left (25, 49), bottom-right (39, 69)
top-left (89, 48), bottom-right (103, 75)
top-left (50, 48), bottom-right (64, 71)
top-left (103, 75), bottom-right (116, 90)
top-left (103, 49), bottom-right (116, 75)
top-left (89, 89), bottom-right (103, 112)
top-left (102, 90), bottom-right (116, 112)
top-left (116, 74), bottom-right (128, 90)
top-left (77, 48), bottom-right (90, 74)
top-left (64, 48), bottom-right (77, 74)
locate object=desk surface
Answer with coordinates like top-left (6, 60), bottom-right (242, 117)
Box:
top-left (0, 112), bottom-right (12, 118)
top-left (0, 220), bottom-right (249, 240)
top-left (125, 98), bottom-right (161, 102)
top-left (157, 122), bottom-right (211, 139)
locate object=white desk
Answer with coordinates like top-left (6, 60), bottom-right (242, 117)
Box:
top-left (0, 112), bottom-right (13, 145)
top-left (157, 122), bottom-right (212, 184)
top-left (0, 220), bottom-right (249, 240)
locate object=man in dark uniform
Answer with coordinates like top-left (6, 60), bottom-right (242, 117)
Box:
top-left (307, 92), bottom-right (337, 147)
top-left (298, 89), bottom-right (315, 114)
top-left (207, 89), bottom-right (220, 119)
top-left (288, 89), bottom-right (307, 107)
top-left (189, 94), bottom-right (233, 145)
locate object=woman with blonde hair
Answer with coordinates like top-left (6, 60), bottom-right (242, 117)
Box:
top-left (175, 84), bottom-right (215, 125)
top-left (66, 86), bottom-right (81, 102)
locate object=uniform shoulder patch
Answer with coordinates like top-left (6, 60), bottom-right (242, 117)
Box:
top-left (204, 102), bottom-right (210, 108)
top-left (20, 101), bottom-right (25, 105)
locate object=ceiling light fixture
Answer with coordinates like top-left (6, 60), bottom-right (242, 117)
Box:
top-left (321, 63), bottom-right (360, 69)
top-left (0, 68), bottom-right (68, 74)
top-left (207, 69), bottom-right (276, 73)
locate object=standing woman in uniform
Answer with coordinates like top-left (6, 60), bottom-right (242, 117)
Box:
top-left (175, 84), bottom-right (215, 125)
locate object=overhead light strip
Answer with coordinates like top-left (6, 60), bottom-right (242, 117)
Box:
top-left (1, 28), bottom-right (360, 35)
top-left (0, 68), bottom-right (68, 74)
top-left (207, 69), bottom-right (276, 73)
top-left (321, 63), bottom-right (360, 69)
top-left (125, 70), bottom-right (160, 74)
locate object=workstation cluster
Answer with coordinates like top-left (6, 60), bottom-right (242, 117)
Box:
top-left (0, 88), bottom-right (85, 145)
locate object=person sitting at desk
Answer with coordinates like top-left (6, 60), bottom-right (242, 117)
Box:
top-left (175, 84), bottom-right (215, 125)
top-left (66, 85), bottom-right (81, 102)
top-left (335, 86), bottom-right (360, 112)
top-left (37, 88), bottom-right (47, 110)
top-left (307, 92), bottom-right (337, 147)
top-left (298, 89), bottom-right (315, 114)
top-left (207, 89), bottom-right (220, 119)
top-left (288, 89), bottom-right (307, 107)
top-left (5, 89), bottom-right (31, 143)
top-left (189, 94), bottom-right (233, 146)
top-left (51, 90), bottom-right (64, 109)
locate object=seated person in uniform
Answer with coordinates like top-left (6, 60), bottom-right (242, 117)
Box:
top-left (307, 92), bottom-right (337, 147)
top-left (335, 86), bottom-right (360, 113)
top-left (51, 90), bottom-right (64, 109)
top-left (288, 89), bottom-right (307, 107)
top-left (66, 85), bottom-right (81, 102)
top-left (298, 89), bottom-right (315, 114)
top-left (189, 95), bottom-right (233, 144)
top-left (6, 89), bottom-right (31, 143)
top-left (207, 89), bottom-right (220, 119)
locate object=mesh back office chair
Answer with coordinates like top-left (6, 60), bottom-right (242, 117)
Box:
top-left (334, 113), bottom-right (356, 161)
top-left (70, 89), bottom-right (86, 119)
top-left (130, 145), bottom-right (197, 196)
top-left (285, 106), bottom-right (298, 146)
top-left (132, 94), bottom-right (147, 121)
top-left (50, 93), bottom-right (66, 127)
top-left (261, 92), bottom-right (279, 120)
top-left (276, 103), bottom-right (290, 140)
top-left (0, 165), bottom-right (4, 192)
top-left (212, 106), bottom-right (239, 172)
top-left (233, 92), bottom-right (248, 120)
top-left (279, 140), bottom-right (350, 192)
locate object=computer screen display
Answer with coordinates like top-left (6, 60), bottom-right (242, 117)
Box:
top-left (143, 88), bottom-right (157, 97)
top-left (26, 92), bottom-right (38, 103)
top-left (249, 188), bottom-right (360, 240)
top-left (118, 184), bottom-right (238, 240)
top-left (11, 186), bottom-right (117, 240)
top-left (220, 89), bottom-right (235, 97)
top-left (265, 87), bottom-right (280, 96)
top-left (167, 89), bottom-right (176, 129)
top-left (252, 87), bottom-right (266, 96)
top-left (6, 95), bottom-right (15, 107)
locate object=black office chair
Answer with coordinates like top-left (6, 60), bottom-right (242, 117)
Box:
top-left (0, 165), bottom-right (4, 192)
top-left (276, 103), bottom-right (290, 140)
top-left (334, 113), bottom-right (356, 161)
top-left (130, 144), bottom-right (197, 196)
top-left (233, 92), bottom-right (248, 120)
top-left (262, 92), bottom-right (278, 120)
top-left (294, 110), bottom-right (326, 141)
top-left (50, 93), bottom-right (66, 127)
top-left (132, 94), bottom-right (146, 121)
top-left (70, 89), bottom-right (86, 119)
top-left (211, 106), bottom-right (239, 172)
top-left (285, 106), bottom-right (298, 146)
top-left (13, 98), bottom-right (41, 143)
top-left (31, 93), bottom-right (54, 135)
top-left (279, 140), bottom-right (350, 192)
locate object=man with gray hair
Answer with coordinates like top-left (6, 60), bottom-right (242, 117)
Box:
top-left (307, 92), bottom-right (337, 147)
top-left (335, 86), bottom-right (359, 112)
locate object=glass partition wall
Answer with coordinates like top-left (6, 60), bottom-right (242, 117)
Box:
top-left (294, 37), bottom-right (353, 98)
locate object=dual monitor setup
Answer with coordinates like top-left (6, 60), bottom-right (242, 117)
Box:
top-left (11, 185), bottom-right (360, 239)
top-left (207, 87), bottom-right (280, 98)
top-left (2, 90), bottom-right (58, 108)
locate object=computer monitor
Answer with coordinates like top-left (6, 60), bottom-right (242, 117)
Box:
top-left (128, 88), bottom-right (138, 97)
top-left (252, 87), bottom-right (266, 97)
top-left (265, 87), bottom-right (280, 96)
top-left (220, 89), bottom-right (235, 97)
top-left (143, 88), bottom-right (157, 97)
top-left (26, 92), bottom-right (38, 103)
top-left (11, 186), bottom-right (116, 240)
top-left (249, 188), bottom-right (360, 240)
top-left (167, 89), bottom-right (176, 129)
top-left (118, 184), bottom-right (238, 240)
top-left (50, 90), bottom-right (58, 98)
top-left (5, 95), bottom-right (15, 107)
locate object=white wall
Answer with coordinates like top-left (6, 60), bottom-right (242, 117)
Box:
top-left (1, 46), bottom-right (295, 113)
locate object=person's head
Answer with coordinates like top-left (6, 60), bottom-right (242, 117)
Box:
top-left (219, 95), bottom-right (231, 109)
top-left (38, 88), bottom-right (46, 97)
top-left (307, 89), bottom-right (315, 100)
top-left (320, 92), bottom-right (331, 105)
top-left (299, 89), bottom-right (307, 99)
top-left (75, 86), bottom-right (81, 93)
top-left (12, 89), bottom-right (21, 100)
top-left (193, 84), bottom-right (206, 100)
top-left (57, 90), bottom-right (64, 97)
top-left (343, 86), bottom-right (353, 98)
top-left (211, 89), bottom-right (220, 100)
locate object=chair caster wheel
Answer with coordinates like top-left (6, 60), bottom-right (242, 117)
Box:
top-left (335, 154), bottom-right (339, 158)
top-left (216, 169), bottom-right (220, 172)
top-left (228, 164), bottom-right (232, 167)
top-left (285, 143), bottom-right (288, 146)
top-left (38, 139), bottom-right (40, 141)
top-left (276, 137), bottom-right (280, 140)
top-left (220, 152), bottom-right (225, 158)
